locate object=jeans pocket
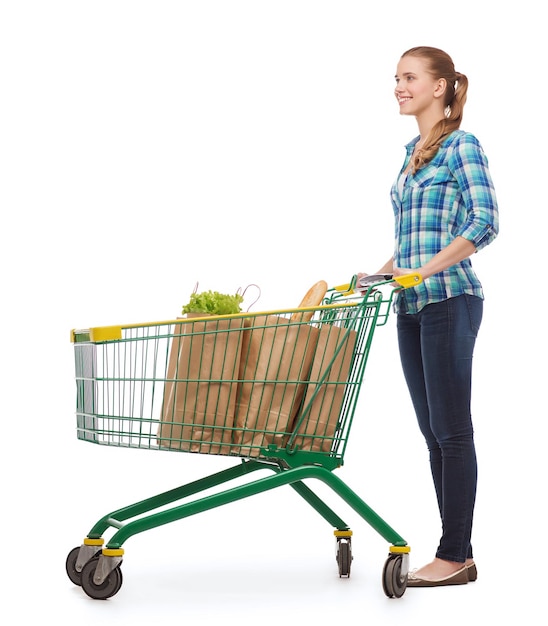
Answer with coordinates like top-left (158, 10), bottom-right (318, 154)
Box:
top-left (464, 294), bottom-right (483, 336)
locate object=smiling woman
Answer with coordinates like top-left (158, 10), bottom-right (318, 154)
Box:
top-left (358, 45), bottom-right (499, 588)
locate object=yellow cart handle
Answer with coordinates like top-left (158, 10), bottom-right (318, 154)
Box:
top-left (392, 272), bottom-right (423, 288)
top-left (334, 272), bottom-right (423, 294)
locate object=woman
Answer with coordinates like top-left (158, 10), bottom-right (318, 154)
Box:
top-left (361, 46), bottom-right (499, 587)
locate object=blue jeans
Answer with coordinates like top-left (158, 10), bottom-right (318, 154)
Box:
top-left (397, 294), bottom-right (483, 563)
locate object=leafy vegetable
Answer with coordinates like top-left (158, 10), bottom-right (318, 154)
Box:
top-left (182, 290), bottom-right (244, 316)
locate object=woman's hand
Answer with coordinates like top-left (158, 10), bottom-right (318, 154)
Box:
top-left (356, 272), bottom-right (369, 294)
top-left (393, 267), bottom-right (414, 278)
top-left (392, 267), bottom-right (416, 290)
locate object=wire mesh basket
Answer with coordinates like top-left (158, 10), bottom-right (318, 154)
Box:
top-left (72, 283), bottom-right (392, 469)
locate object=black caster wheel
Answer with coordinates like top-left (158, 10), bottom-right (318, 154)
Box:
top-left (80, 557), bottom-right (123, 600)
top-left (336, 539), bottom-right (352, 578)
top-left (65, 546), bottom-right (100, 586)
top-left (382, 554), bottom-right (407, 598)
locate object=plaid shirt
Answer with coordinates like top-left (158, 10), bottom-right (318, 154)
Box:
top-left (392, 130), bottom-right (499, 314)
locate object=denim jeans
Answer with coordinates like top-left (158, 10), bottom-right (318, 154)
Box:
top-left (397, 294), bottom-right (483, 563)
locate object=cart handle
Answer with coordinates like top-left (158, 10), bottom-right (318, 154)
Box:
top-left (334, 272), bottom-right (423, 294)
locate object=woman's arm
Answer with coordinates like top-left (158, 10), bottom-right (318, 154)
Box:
top-left (393, 237), bottom-right (475, 281)
top-left (450, 133), bottom-right (499, 252)
top-left (395, 134), bottom-right (498, 281)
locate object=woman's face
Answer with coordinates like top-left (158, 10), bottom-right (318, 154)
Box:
top-left (394, 55), bottom-right (442, 118)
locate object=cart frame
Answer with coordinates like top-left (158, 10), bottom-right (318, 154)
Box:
top-left (66, 275), bottom-right (421, 599)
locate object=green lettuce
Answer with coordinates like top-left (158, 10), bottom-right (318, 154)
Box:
top-left (181, 290), bottom-right (244, 316)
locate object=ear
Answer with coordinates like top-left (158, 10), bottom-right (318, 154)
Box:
top-left (433, 78), bottom-right (447, 99)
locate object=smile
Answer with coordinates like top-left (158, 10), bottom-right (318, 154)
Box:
top-left (397, 97), bottom-right (412, 104)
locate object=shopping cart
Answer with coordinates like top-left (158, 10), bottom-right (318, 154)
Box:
top-left (65, 274), bottom-right (421, 600)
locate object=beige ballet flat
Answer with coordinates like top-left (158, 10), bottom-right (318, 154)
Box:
top-left (466, 562), bottom-right (477, 582)
top-left (407, 566), bottom-right (468, 587)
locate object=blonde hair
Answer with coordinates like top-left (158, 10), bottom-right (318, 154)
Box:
top-left (402, 46), bottom-right (468, 172)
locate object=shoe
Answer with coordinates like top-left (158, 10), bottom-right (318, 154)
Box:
top-left (407, 566), bottom-right (468, 587)
top-left (466, 562), bottom-right (477, 582)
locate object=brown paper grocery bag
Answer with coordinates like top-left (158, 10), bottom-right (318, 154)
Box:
top-left (290, 323), bottom-right (357, 453)
top-left (232, 314), bottom-right (319, 457)
top-left (158, 315), bottom-right (245, 454)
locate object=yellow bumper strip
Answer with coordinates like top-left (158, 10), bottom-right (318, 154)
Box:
top-left (333, 283), bottom-right (355, 295)
top-left (70, 302), bottom-right (357, 343)
top-left (90, 326), bottom-right (123, 342)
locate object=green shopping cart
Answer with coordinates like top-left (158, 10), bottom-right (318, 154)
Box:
top-left (65, 274), bottom-right (421, 600)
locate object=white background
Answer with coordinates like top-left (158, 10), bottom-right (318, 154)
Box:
top-left (1, 1), bottom-right (545, 624)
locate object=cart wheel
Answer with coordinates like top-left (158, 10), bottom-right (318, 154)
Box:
top-left (80, 558), bottom-right (123, 600)
top-left (382, 554), bottom-right (407, 598)
top-left (65, 546), bottom-right (100, 586)
top-left (336, 539), bottom-right (352, 578)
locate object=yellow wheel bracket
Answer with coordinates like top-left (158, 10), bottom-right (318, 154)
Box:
top-left (389, 545), bottom-right (411, 554)
top-left (334, 529), bottom-right (353, 538)
top-left (103, 548), bottom-right (125, 557)
top-left (83, 538), bottom-right (104, 547)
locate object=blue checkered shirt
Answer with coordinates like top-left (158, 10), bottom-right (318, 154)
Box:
top-left (392, 130), bottom-right (499, 314)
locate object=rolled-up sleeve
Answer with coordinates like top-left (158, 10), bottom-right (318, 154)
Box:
top-left (449, 134), bottom-right (499, 252)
